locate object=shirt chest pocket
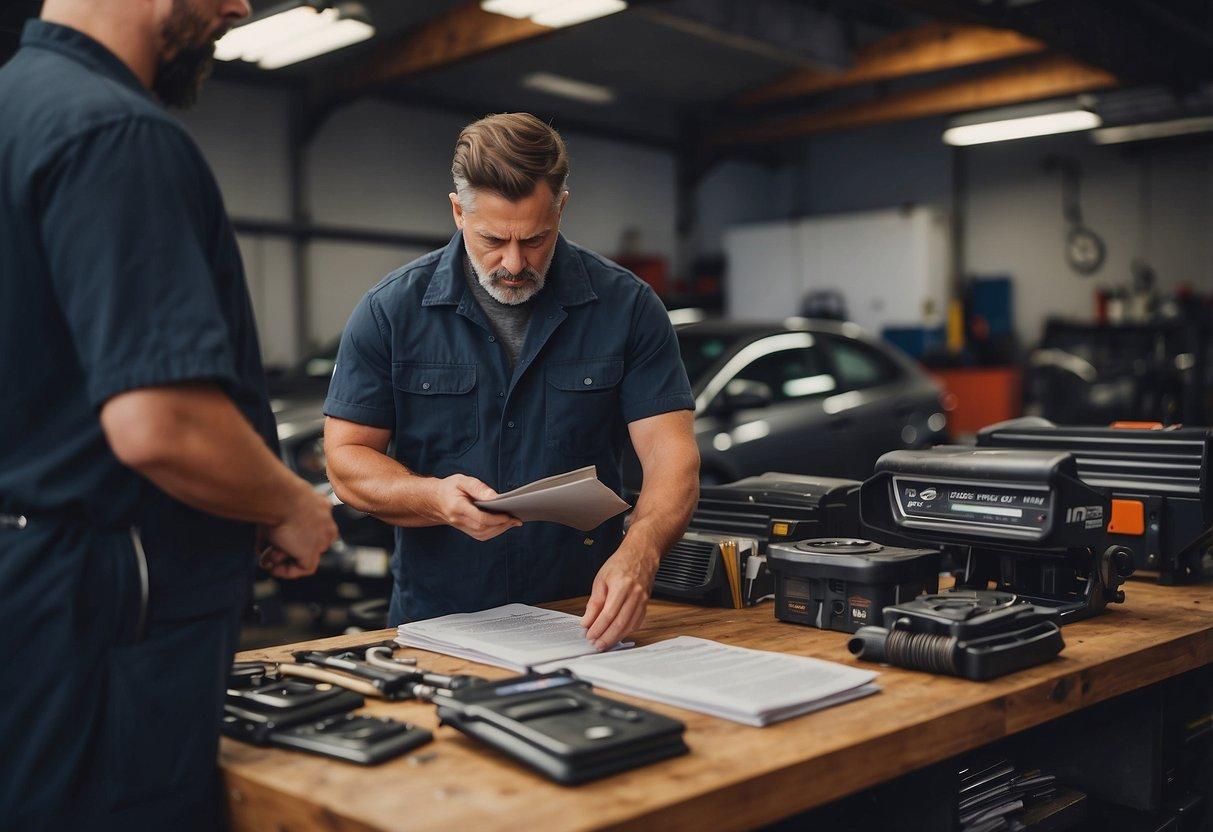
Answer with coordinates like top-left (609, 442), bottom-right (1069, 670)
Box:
top-left (392, 363), bottom-right (478, 459)
top-left (545, 357), bottom-right (623, 458)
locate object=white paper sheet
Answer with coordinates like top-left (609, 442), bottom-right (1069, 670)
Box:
top-left (474, 466), bottom-right (630, 531)
top-left (395, 603), bottom-right (629, 673)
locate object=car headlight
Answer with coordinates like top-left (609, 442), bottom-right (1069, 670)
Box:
top-left (293, 435), bottom-right (328, 484)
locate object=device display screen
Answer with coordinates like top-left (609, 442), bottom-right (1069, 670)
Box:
top-left (893, 477), bottom-right (1054, 534)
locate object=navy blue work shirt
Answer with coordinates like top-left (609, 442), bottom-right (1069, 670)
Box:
top-left (324, 231), bottom-right (693, 623)
top-left (0, 21), bottom-right (276, 616)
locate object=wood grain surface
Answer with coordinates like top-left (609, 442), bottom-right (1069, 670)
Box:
top-left (220, 578), bottom-right (1213, 832)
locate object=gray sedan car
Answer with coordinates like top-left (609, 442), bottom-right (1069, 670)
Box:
top-left (624, 317), bottom-right (949, 487)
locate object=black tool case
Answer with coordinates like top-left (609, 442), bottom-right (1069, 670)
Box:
top-left (977, 417), bottom-right (1213, 584)
top-left (767, 538), bottom-right (941, 633)
top-left (435, 672), bottom-right (688, 785)
top-left (687, 473), bottom-right (864, 550)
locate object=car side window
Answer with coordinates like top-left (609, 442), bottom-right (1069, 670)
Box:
top-left (732, 346), bottom-right (837, 403)
top-left (829, 339), bottom-right (902, 390)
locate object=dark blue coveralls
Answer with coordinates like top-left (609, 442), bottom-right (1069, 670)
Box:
top-left (0, 21), bottom-right (275, 829)
top-left (324, 231), bottom-right (695, 625)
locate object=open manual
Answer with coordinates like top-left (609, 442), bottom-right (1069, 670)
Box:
top-left (398, 604), bottom-right (878, 726)
top-left (395, 604), bottom-right (630, 673)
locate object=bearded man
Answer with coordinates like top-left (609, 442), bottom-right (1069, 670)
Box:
top-left (0, 1), bottom-right (339, 828)
top-left (324, 113), bottom-right (700, 649)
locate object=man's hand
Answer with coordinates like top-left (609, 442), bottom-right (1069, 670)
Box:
top-left (430, 474), bottom-right (521, 541)
top-left (261, 486), bottom-right (339, 579)
top-left (581, 546), bottom-right (659, 650)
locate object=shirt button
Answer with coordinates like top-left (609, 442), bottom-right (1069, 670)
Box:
top-left (489, 335), bottom-right (496, 342)
top-left (583, 377), bottom-right (593, 386)
top-left (497, 392), bottom-right (504, 398)
top-left (421, 382), bottom-right (430, 390)
top-left (507, 420), bottom-right (515, 428)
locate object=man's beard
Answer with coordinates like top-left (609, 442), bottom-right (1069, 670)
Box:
top-left (465, 242), bottom-right (555, 306)
top-left (153, 0), bottom-right (221, 108)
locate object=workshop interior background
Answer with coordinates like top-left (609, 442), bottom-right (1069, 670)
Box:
top-left (5, 0), bottom-right (1213, 645)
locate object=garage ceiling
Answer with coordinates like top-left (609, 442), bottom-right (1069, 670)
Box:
top-left (4, 1), bottom-right (1213, 151)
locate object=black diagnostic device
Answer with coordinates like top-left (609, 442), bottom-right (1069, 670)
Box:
top-left (222, 676), bottom-right (433, 765)
top-left (267, 714), bottom-right (433, 765)
top-left (434, 672), bottom-right (688, 784)
top-left (766, 538), bottom-right (941, 633)
top-left (978, 417), bottom-right (1213, 584)
top-left (224, 679), bottom-right (366, 741)
top-left (860, 447), bottom-right (1134, 622)
top-left (847, 591), bottom-right (1064, 680)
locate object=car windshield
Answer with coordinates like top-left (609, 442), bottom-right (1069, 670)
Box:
top-left (677, 331), bottom-right (745, 387)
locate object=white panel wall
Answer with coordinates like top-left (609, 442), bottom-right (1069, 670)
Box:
top-left (722, 221), bottom-right (801, 319)
top-left (724, 206), bottom-right (948, 333)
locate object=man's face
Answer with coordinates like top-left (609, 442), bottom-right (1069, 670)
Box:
top-left (452, 183), bottom-right (567, 306)
top-left (153, 0), bottom-right (249, 108)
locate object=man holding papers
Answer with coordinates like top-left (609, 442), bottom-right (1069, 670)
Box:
top-left (324, 113), bottom-right (700, 647)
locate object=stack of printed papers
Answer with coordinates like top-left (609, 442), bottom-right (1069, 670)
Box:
top-left (538, 636), bottom-right (879, 727)
top-left (395, 604), bottom-right (629, 673)
top-left (398, 604), bottom-right (879, 726)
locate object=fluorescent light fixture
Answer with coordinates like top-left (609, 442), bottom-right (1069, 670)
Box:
top-left (1091, 115), bottom-right (1213, 145)
top-left (944, 109), bottom-right (1100, 146)
top-left (214, 1), bottom-right (374, 69)
top-left (481, 0), bottom-right (627, 27)
top-left (258, 16), bottom-right (373, 69)
top-left (943, 99), bottom-right (1101, 146)
top-left (522, 71), bottom-right (615, 104)
top-left (480, 0), bottom-right (564, 18)
top-left (531, 0), bottom-right (627, 27)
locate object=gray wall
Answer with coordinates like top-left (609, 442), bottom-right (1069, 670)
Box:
top-left (179, 80), bottom-right (684, 366)
top-left (723, 117), bottom-right (1213, 345)
top-left (180, 79), bottom-right (1213, 362)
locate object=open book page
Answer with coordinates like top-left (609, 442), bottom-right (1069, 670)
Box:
top-left (396, 604), bottom-right (631, 672)
top-left (538, 636), bottom-right (879, 726)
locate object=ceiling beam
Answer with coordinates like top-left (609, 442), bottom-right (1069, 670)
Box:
top-left (735, 22), bottom-right (1046, 107)
top-left (340, 2), bottom-right (553, 96)
top-left (713, 54), bottom-right (1117, 147)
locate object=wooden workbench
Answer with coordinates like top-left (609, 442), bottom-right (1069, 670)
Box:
top-left (220, 579), bottom-right (1213, 832)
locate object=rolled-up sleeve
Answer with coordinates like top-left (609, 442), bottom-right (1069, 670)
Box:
top-left (323, 291), bottom-right (395, 429)
top-left (39, 118), bottom-right (237, 408)
top-left (619, 284), bottom-right (695, 423)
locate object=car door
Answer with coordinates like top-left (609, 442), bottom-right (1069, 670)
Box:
top-left (697, 333), bottom-right (842, 479)
top-left (818, 334), bottom-right (919, 478)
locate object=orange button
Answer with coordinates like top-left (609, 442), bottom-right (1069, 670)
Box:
top-left (1108, 499), bottom-right (1145, 535)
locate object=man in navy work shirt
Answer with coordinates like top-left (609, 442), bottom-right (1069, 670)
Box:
top-left (0, 1), bottom-right (337, 828)
top-left (325, 114), bottom-right (700, 648)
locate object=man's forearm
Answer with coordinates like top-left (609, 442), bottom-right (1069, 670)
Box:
top-left (326, 445), bottom-right (442, 527)
top-left (623, 445), bottom-right (699, 562)
top-left (100, 385), bottom-right (313, 526)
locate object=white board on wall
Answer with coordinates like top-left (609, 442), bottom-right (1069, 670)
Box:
top-left (724, 206), bottom-right (948, 332)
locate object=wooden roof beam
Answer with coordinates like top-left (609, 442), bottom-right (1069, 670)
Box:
top-left (735, 22), bottom-right (1047, 107)
top-left (341, 2), bottom-right (554, 96)
top-left (714, 54), bottom-right (1117, 146)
